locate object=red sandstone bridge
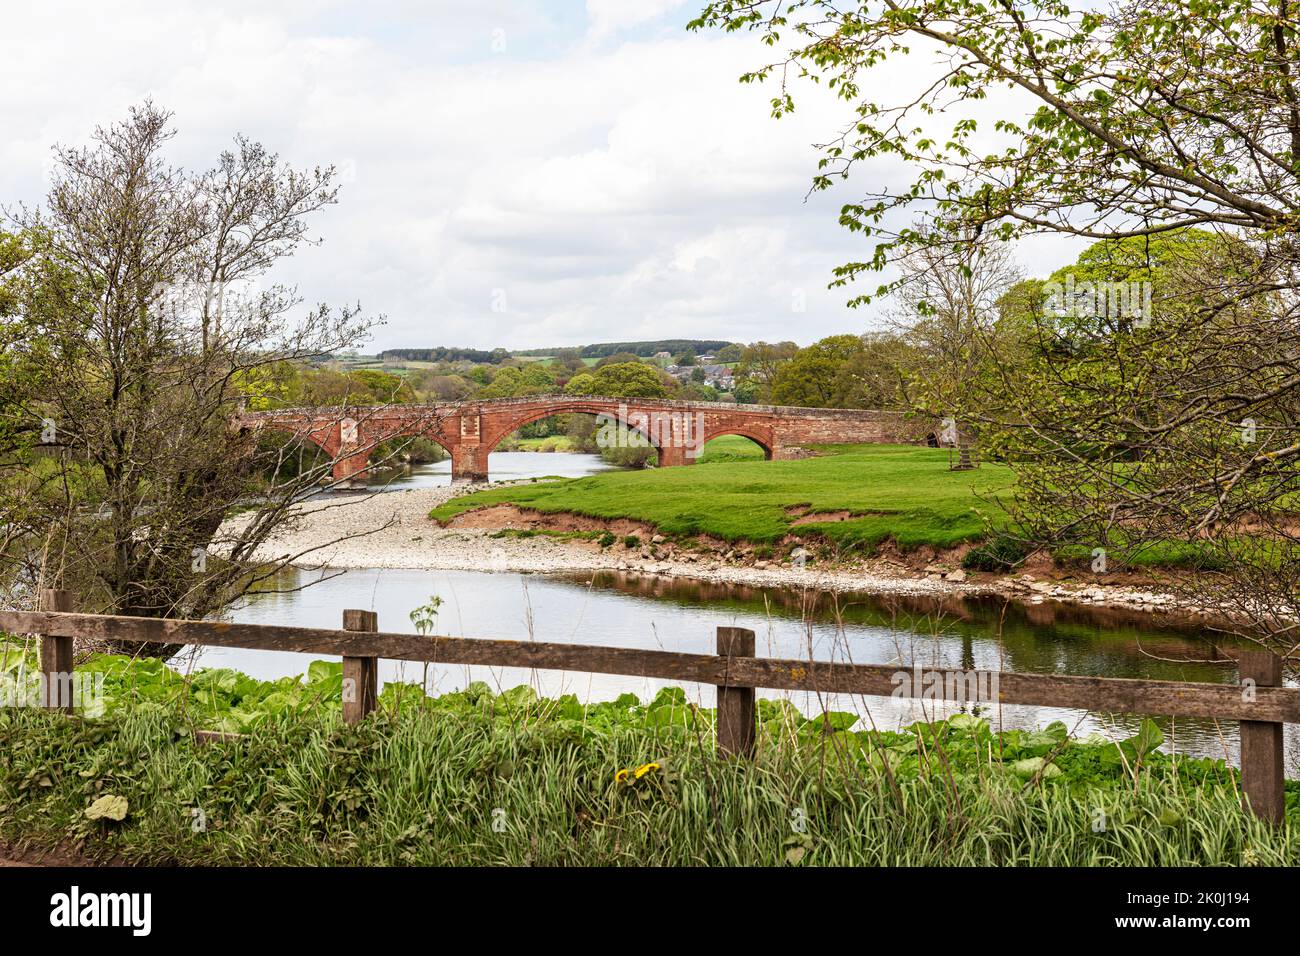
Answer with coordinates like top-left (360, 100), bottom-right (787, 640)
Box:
top-left (234, 395), bottom-right (929, 485)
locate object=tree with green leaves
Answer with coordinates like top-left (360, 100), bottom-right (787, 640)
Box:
top-left (564, 362), bottom-right (670, 399)
top-left (476, 362), bottom-right (557, 399)
top-left (0, 103), bottom-right (373, 635)
top-left (834, 331), bottom-right (913, 409)
top-left (770, 334), bottom-right (868, 406)
top-left (715, 343), bottom-right (744, 363)
top-left (693, 0), bottom-right (1300, 652)
top-left (692, 0), bottom-right (1300, 292)
top-left (736, 340), bottom-right (798, 402)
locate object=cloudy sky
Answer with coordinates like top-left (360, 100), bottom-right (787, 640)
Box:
top-left (1, 0), bottom-right (1082, 352)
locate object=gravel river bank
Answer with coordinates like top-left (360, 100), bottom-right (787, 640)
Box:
top-left (218, 480), bottom-right (1192, 615)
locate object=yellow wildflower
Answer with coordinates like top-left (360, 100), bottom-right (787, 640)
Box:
top-left (614, 768), bottom-right (630, 783)
top-left (633, 762), bottom-right (660, 779)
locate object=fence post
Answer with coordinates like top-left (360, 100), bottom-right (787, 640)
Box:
top-left (39, 589), bottom-right (74, 712)
top-left (1239, 650), bottom-right (1285, 824)
top-left (342, 609), bottom-right (378, 724)
top-left (716, 626), bottom-right (756, 758)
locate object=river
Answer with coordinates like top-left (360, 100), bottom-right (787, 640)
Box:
top-left (200, 453), bottom-right (1298, 770)
top-left (366, 451), bottom-right (617, 489)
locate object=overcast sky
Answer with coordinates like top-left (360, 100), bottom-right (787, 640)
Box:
top-left (1, 0), bottom-right (1084, 352)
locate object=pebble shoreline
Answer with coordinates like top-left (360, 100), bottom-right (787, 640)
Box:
top-left (218, 481), bottom-right (1192, 616)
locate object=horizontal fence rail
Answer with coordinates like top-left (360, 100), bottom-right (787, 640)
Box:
top-left (0, 592), bottom-right (1293, 824)
top-left (3, 610), bottom-right (1297, 723)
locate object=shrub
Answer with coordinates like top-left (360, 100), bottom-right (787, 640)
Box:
top-left (963, 535), bottom-right (1031, 571)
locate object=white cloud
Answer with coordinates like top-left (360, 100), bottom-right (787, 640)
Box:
top-left (584, 0), bottom-right (691, 44)
top-left (0, 0), bottom-right (1081, 352)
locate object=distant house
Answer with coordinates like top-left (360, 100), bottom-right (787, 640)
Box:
top-left (653, 350), bottom-right (673, 364)
top-left (699, 364), bottom-right (733, 388)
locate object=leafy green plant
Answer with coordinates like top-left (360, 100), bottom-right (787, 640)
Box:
top-left (2, 642), bottom-right (1296, 866)
top-left (963, 534), bottom-right (1031, 571)
top-left (409, 595), bottom-right (444, 636)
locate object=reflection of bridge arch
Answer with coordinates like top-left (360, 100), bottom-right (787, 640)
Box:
top-left (233, 396), bottom-right (928, 485)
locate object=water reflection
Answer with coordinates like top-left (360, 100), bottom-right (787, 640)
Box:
top-left (191, 565), bottom-right (1296, 769)
top-left (367, 451), bottom-right (617, 490)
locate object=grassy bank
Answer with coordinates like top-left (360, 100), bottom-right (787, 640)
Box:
top-left (697, 434), bottom-right (769, 463)
top-left (0, 648), bottom-right (1296, 865)
top-left (433, 444), bottom-right (1014, 550)
top-left (502, 434), bottom-right (767, 461)
top-left (501, 435), bottom-right (580, 452)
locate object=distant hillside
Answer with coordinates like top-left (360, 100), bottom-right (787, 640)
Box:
top-left (377, 341), bottom-right (738, 363)
top-left (379, 347), bottom-right (508, 363)
top-left (517, 340), bottom-right (737, 359)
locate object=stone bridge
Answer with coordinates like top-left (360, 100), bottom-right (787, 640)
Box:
top-left (234, 395), bottom-right (929, 486)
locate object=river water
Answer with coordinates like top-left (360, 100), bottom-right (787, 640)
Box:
top-left (367, 451), bottom-right (617, 490)
top-left (199, 454), bottom-right (1298, 769)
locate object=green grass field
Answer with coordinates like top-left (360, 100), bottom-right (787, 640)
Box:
top-left (696, 434), bottom-right (768, 463)
top-left (432, 443), bottom-right (1014, 550)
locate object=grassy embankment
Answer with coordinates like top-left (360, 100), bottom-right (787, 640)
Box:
top-left (1, 645), bottom-right (1295, 865)
top-left (435, 442), bottom-right (1014, 553)
top-left (501, 432), bottom-right (767, 462)
top-left (434, 440), bottom-right (1226, 570)
top-left (501, 435), bottom-right (580, 452)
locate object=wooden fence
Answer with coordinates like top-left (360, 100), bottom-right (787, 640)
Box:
top-left (1, 589), bottom-right (1295, 824)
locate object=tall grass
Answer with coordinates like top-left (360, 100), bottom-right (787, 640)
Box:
top-left (2, 705), bottom-right (1294, 866)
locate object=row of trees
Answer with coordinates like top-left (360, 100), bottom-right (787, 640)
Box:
top-left (403, 351), bottom-right (721, 404)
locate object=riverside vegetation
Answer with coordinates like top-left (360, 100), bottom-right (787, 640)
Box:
top-left (0, 641), bottom-right (1296, 865)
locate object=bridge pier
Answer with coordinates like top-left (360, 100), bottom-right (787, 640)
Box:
top-left (657, 445), bottom-right (696, 468)
top-left (331, 451), bottom-right (370, 489)
top-left (451, 444), bottom-right (488, 483)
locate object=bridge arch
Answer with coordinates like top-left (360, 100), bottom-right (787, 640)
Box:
top-left (239, 421), bottom-right (358, 489)
top-left (699, 427), bottom-right (775, 461)
top-left (359, 428), bottom-right (452, 478)
top-left (479, 400), bottom-right (665, 461)
top-left (237, 420), bottom-right (334, 451)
